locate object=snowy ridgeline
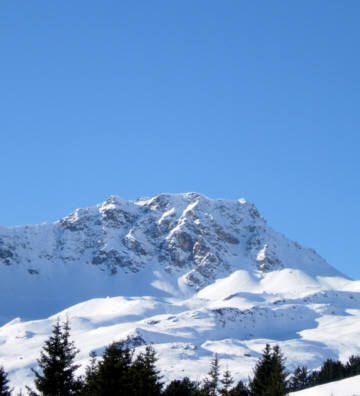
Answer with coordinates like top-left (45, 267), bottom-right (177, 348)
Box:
top-left (0, 193), bottom-right (360, 391)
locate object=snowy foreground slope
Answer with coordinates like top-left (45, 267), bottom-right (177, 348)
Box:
top-left (1, 193), bottom-right (360, 391)
top-left (290, 375), bottom-right (360, 395)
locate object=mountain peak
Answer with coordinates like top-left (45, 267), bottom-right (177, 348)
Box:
top-left (0, 193), bottom-right (356, 393)
top-left (0, 193), bottom-right (344, 323)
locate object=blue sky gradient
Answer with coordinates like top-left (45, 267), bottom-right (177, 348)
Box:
top-left (1, 1), bottom-right (359, 277)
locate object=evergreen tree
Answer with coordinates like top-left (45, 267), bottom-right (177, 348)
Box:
top-left (203, 354), bottom-right (220, 396)
top-left (219, 369), bottom-right (234, 395)
top-left (268, 345), bottom-right (288, 396)
top-left (288, 366), bottom-right (311, 391)
top-left (87, 341), bottom-right (134, 395)
top-left (249, 344), bottom-right (288, 396)
top-left (163, 377), bottom-right (200, 396)
top-left (228, 381), bottom-right (250, 396)
top-left (80, 342), bottom-right (163, 396)
top-left (248, 344), bottom-right (272, 396)
top-left (316, 358), bottom-right (345, 385)
top-left (130, 345), bottom-right (163, 396)
top-left (0, 366), bottom-right (11, 396)
top-left (306, 370), bottom-right (319, 388)
top-left (80, 351), bottom-right (99, 396)
top-left (345, 355), bottom-right (360, 377)
top-left (27, 319), bottom-right (82, 396)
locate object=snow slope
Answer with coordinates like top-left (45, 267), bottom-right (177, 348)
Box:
top-left (0, 193), bottom-right (359, 392)
top-left (290, 375), bottom-right (360, 395)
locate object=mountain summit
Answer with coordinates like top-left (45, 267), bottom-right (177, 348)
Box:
top-left (1, 193), bottom-right (359, 392)
top-left (0, 193), bottom-right (343, 321)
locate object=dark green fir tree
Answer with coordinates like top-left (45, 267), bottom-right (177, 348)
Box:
top-left (316, 358), bottom-right (345, 385)
top-left (130, 345), bottom-right (163, 396)
top-left (228, 380), bottom-right (250, 396)
top-left (80, 350), bottom-right (99, 396)
top-left (87, 340), bottom-right (134, 396)
top-left (345, 355), bottom-right (360, 377)
top-left (163, 377), bottom-right (200, 396)
top-left (0, 366), bottom-right (11, 396)
top-left (289, 366), bottom-right (311, 391)
top-left (219, 368), bottom-right (234, 395)
top-left (202, 354), bottom-right (220, 396)
top-left (27, 319), bottom-right (82, 396)
top-left (249, 344), bottom-right (288, 396)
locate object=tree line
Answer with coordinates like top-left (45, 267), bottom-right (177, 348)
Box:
top-left (1, 319), bottom-right (360, 395)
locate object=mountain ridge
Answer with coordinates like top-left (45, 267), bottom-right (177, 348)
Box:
top-left (1, 193), bottom-right (359, 392)
top-left (0, 192), bottom-right (345, 323)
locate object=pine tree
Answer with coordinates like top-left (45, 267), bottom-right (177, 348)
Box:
top-left (27, 318), bottom-right (82, 396)
top-left (130, 345), bottom-right (163, 396)
top-left (306, 370), bottom-right (319, 388)
top-left (203, 354), bottom-right (220, 396)
top-left (80, 351), bottom-right (99, 396)
top-left (163, 377), bottom-right (200, 396)
top-left (249, 344), bottom-right (272, 396)
top-left (316, 358), bottom-right (345, 385)
top-left (80, 342), bottom-right (163, 396)
top-left (228, 380), bottom-right (250, 396)
top-left (0, 366), bottom-right (11, 396)
top-left (88, 340), bottom-right (134, 395)
top-left (345, 355), bottom-right (360, 377)
top-left (268, 345), bottom-right (288, 396)
top-left (219, 369), bottom-right (234, 395)
top-left (289, 366), bottom-right (310, 391)
top-left (249, 344), bottom-right (288, 396)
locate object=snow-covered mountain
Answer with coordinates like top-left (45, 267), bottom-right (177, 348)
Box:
top-left (1, 193), bottom-right (360, 392)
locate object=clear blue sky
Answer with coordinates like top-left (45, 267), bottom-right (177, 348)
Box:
top-left (1, 1), bottom-right (359, 278)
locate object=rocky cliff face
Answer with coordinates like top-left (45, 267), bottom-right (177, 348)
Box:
top-left (0, 193), bottom-right (340, 292)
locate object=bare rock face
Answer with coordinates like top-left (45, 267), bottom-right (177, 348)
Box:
top-left (0, 193), bottom-right (339, 292)
top-left (214, 225), bottom-right (239, 245)
top-left (175, 231), bottom-right (194, 252)
top-left (0, 236), bottom-right (15, 263)
top-left (0, 246), bottom-right (14, 264)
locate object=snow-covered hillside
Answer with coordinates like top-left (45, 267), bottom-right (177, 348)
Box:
top-left (290, 375), bottom-right (360, 395)
top-left (1, 193), bottom-right (360, 392)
